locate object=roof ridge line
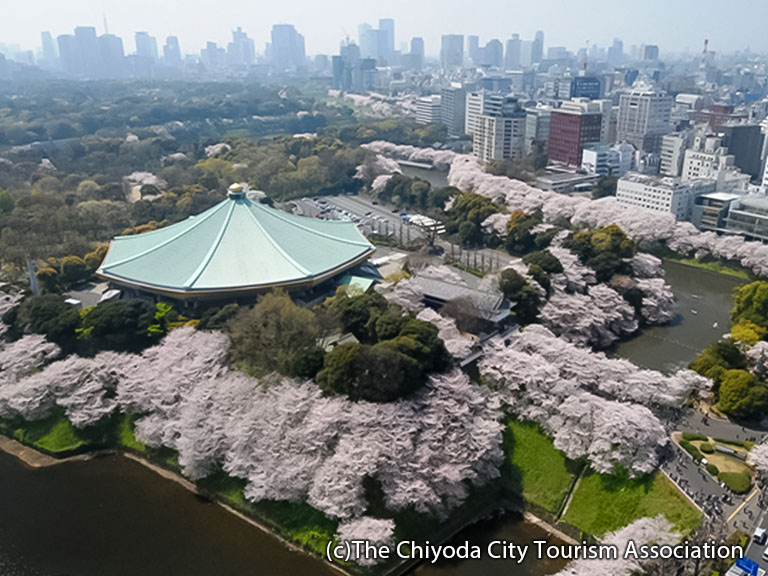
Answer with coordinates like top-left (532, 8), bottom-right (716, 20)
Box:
top-left (243, 203), bottom-right (312, 277)
top-left (251, 202), bottom-right (372, 248)
top-left (100, 201), bottom-right (230, 271)
top-left (181, 198), bottom-right (238, 289)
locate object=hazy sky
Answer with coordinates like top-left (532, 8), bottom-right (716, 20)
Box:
top-left (4, 0), bottom-right (767, 57)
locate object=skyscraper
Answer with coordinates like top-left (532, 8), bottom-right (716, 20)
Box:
top-left (467, 35), bottom-right (480, 65)
top-left (271, 24), bottom-right (305, 70)
top-left (408, 37), bottom-right (425, 70)
top-left (505, 34), bottom-right (521, 69)
top-left (378, 18), bottom-right (395, 64)
top-left (97, 34), bottom-right (125, 76)
top-left (74, 26), bottom-right (98, 75)
top-left (228, 27), bottom-right (255, 67)
top-left (440, 34), bottom-right (464, 70)
top-left (40, 31), bottom-right (57, 63)
top-left (531, 30), bottom-right (544, 63)
top-left (163, 36), bottom-right (182, 65)
top-left (135, 32), bottom-right (158, 61)
top-left (482, 39), bottom-right (503, 68)
top-left (57, 34), bottom-right (79, 74)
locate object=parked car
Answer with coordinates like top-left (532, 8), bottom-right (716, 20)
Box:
top-left (754, 527), bottom-right (766, 545)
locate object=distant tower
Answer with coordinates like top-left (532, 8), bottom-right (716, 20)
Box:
top-left (699, 38), bottom-right (709, 83)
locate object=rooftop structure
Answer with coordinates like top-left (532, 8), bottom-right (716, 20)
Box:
top-left (97, 184), bottom-right (374, 301)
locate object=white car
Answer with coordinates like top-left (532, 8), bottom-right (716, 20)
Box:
top-left (755, 527), bottom-right (767, 545)
top-left (763, 545), bottom-right (768, 562)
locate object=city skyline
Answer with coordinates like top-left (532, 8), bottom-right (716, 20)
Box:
top-left (3, 0), bottom-right (768, 58)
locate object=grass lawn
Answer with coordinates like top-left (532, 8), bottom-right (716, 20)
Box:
top-left (564, 470), bottom-right (701, 537)
top-left (504, 420), bottom-right (580, 513)
top-left (677, 258), bottom-right (750, 280)
top-left (118, 414), bottom-right (146, 453)
top-left (199, 471), bottom-right (338, 556)
top-left (12, 413), bottom-right (87, 453)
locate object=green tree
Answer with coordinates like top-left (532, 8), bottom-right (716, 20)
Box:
top-left (229, 290), bottom-right (323, 378)
top-left (36, 267), bottom-right (62, 293)
top-left (16, 294), bottom-right (81, 348)
top-left (60, 256), bottom-right (90, 285)
top-left (499, 269), bottom-right (541, 324)
top-left (732, 281), bottom-right (768, 329)
top-left (592, 176), bottom-right (618, 199)
top-left (523, 250), bottom-right (563, 274)
top-left (717, 369), bottom-right (768, 421)
top-left (79, 299), bottom-right (161, 352)
top-left (505, 211), bottom-right (542, 255)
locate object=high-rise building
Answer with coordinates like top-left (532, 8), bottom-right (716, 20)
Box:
top-left (616, 87), bottom-right (672, 153)
top-left (467, 35), bottom-right (480, 65)
top-left (97, 34), bottom-right (125, 76)
top-left (271, 24), bottom-right (305, 70)
top-left (607, 38), bottom-right (623, 66)
top-left (482, 39), bottom-right (503, 68)
top-left (548, 99), bottom-right (607, 166)
top-left (40, 31), bottom-right (57, 63)
top-left (440, 34), bottom-right (464, 70)
top-left (465, 91), bottom-right (505, 137)
top-left (378, 18), bottom-right (395, 64)
top-left (440, 85), bottom-right (467, 137)
top-left (520, 40), bottom-right (533, 67)
top-left (74, 26), bottom-right (98, 75)
top-left (531, 30), bottom-right (544, 63)
top-left (135, 32), bottom-right (158, 61)
top-left (720, 123), bottom-right (764, 180)
top-left (359, 28), bottom-right (379, 60)
top-left (332, 42), bottom-right (376, 93)
top-left (57, 34), bottom-right (79, 74)
top-left (163, 36), bottom-right (182, 65)
top-left (642, 45), bottom-right (659, 61)
top-left (406, 37), bottom-right (424, 70)
top-left (505, 34), bottom-right (521, 69)
top-left (473, 96), bottom-right (527, 163)
top-left (525, 105), bottom-right (552, 154)
top-left (228, 27), bottom-right (255, 67)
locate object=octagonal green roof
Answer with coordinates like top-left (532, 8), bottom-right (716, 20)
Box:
top-left (97, 195), bottom-right (374, 298)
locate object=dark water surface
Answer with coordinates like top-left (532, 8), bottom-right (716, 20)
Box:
top-left (613, 260), bottom-right (745, 372)
top-left (0, 452), bottom-right (334, 576)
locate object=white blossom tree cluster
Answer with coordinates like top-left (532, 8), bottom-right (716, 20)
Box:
top-left (416, 308), bottom-right (475, 359)
top-left (478, 325), bottom-right (707, 475)
top-left (0, 327), bottom-right (504, 528)
top-left (336, 517), bottom-right (396, 566)
top-left (554, 516), bottom-right (679, 576)
top-left (447, 153), bottom-right (768, 276)
top-left (362, 141), bottom-right (458, 171)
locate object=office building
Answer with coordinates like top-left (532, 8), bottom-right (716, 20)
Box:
top-left (415, 95), bottom-right (442, 124)
top-left (616, 87), bottom-right (672, 153)
top-left (607, 38), bottom-right (623, 66)
top-left (616, 173), bottom-right (715, 221)
top-left (378, 19), bottom-right (395, 64)
top-left (271, 24), bottom-right (305, 70)
top-left (57, 34), bottom-right (79, 75)
top-left (692, 192), bottom-right (742, 233)
top-left (332, 42), bottom-right (376, 93)
top-left (135, 32), bottom-right (158, 61)
top-left (570, 76), bottom-right (602, 100)
top-left (440, 85), bottom-right (467, 137)
top-left (720, 123), bottom-right (764, 180)
top-left (642, 45), bottom-right (659, 61)
top-left (228, 27), bottom-right (255, 68)
top-left (505, 34), bottom-right (521, 69)
top-left (548, 99), bottom-right (610, 166)
top-left (482, 39), bottom-right (504, 68)
top-left (465, 91), bottom-right (504, 137)
top-left (163, 36), bottom-right (182, 65)
top-left (468, 35), bottom-right (480, 65)
top-left (472, 97), bottom-right (527, 163)
top-left (524, 105), bottom-right (552, 154)
top-left (581, 142), bottom-right (635, 177)
top-left (97, 34), bottom-right (125, 76)
top-left (75, 26), bottom-right (99, 75)
top-left (531, 30), bottom-right (544, 63)
top-left (407, 37), bottom-right (424, 70)
top-left (440, 35), bottom-right (464, 70)
top-left (40, 31), bottom-right (57, 63)
top-left (725, 196), bottom-right (768, 242)
top-left (660, 131), bottom-right (693, 177)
